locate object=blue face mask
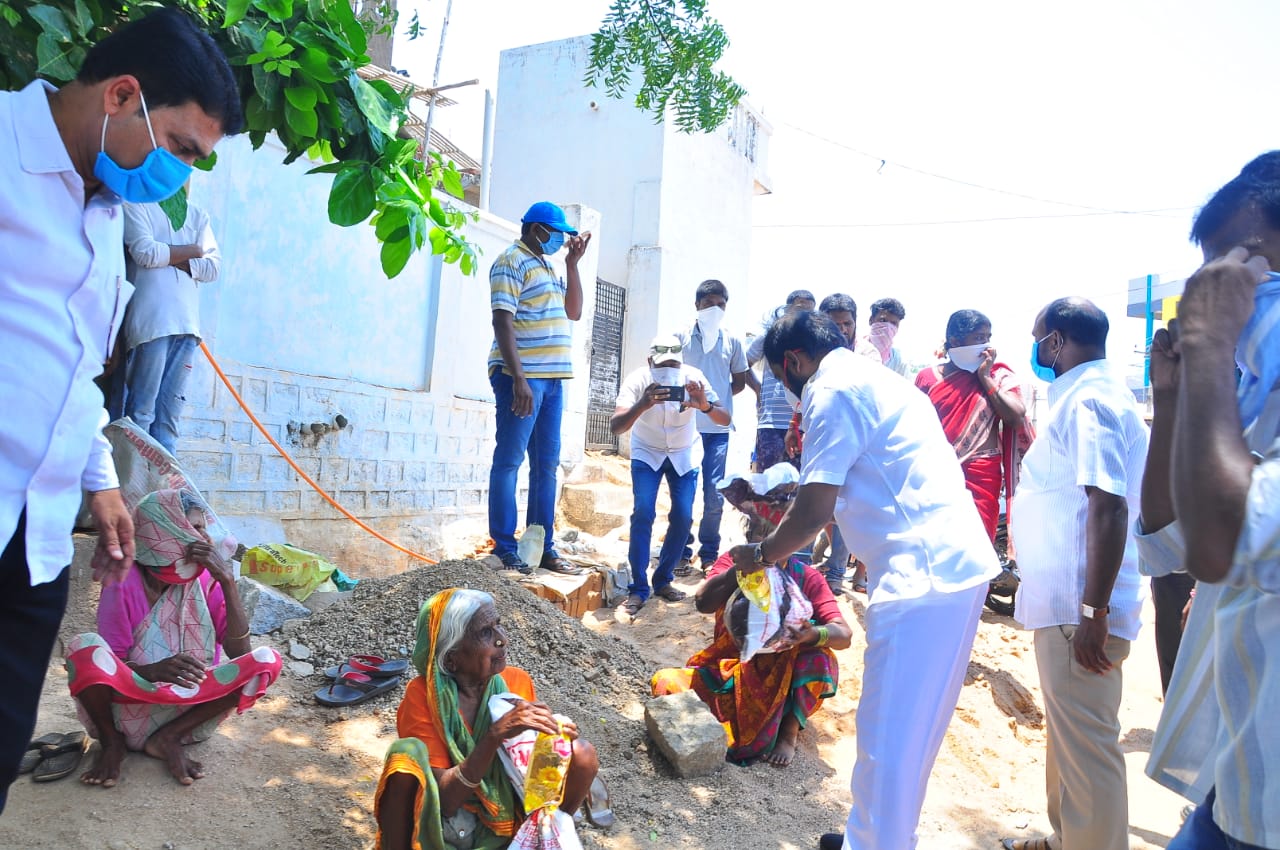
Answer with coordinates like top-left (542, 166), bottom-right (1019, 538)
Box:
top-left (540, 229), bottom-right (566, 255)
top-left (1236, 271), bottom-right (1280, 427)
top-left (93, 92), bottom-right (193, 204)
top-left (1029, 332), bottom-right (1059, 382)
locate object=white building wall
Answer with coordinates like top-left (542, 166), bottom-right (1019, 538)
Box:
top-left (172, 135), bottom-right (600, 576)
top-left (489, 36), bottom-right (662, 290)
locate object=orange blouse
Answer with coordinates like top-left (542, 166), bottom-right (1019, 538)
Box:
top-left (396, 667), bottom-right (537, 770)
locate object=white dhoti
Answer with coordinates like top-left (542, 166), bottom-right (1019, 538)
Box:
top-left (843, 582), bottom-right (987, 850)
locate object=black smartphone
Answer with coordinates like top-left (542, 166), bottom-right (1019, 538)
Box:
top-left (661, 385), bottom-right (686, 403)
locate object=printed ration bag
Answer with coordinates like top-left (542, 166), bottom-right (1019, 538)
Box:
top-left (488, 695), bottom-right (583, 850)
top-left (240, 543), bottom-right (337, 602)
top-left (91, 417), bottom-right (237, 583)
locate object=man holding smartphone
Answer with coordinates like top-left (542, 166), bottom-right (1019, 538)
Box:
top-left (612, 335), bottom-right (730, 619)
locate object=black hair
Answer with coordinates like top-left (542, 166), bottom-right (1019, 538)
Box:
top-left (1191, 151), bottom-right (1280, 246)
top-left (819, 293), bottom-right (857, 323)
top-left (1042, 298), bottom-right (1108, 350)
top-left (944, 309), bottom-right (990, 348)
top-left (870, 298), bottom-right (906, 320)
top-left (762, 310), bottom-right (845, 365)
top-left (786, 289), bottom-right (815, 306)
top-left (695, 279), bottom-right (729, 303)
top-left (78, 8), bottom-right (242, 135)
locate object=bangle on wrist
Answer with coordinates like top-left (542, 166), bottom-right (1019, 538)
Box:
top-left (815, 625), bottom-right (830, 647)
top-left (454, 765), bottom-right (481, 789)
top-left (227, 626), bottom-right (250, 641)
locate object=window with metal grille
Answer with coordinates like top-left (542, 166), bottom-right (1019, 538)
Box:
top-left (585, 280), bottom-right (626, 451)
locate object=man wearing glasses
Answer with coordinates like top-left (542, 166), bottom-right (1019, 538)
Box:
top-left (611, 335), bottom-right (730, 619)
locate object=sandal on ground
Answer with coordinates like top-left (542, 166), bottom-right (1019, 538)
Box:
top-left (852, 579), bottom-right (867, 594)
top-left (620, 594), bottom-right (645, 617)
top-left (497, 553), bottom-right (533, 575)
top-left (673, 559), bottom-right (695, 577)
top-left (18, 749), bottom-right (42, 775)
top-left (314, 670), bottom-right (402, 707)
top-left (37, 731), bottom-right (86, 757)
top-left (819, 834), bottom-right (844, 850)
top-left (654, 585), bottom-right (687, 602)
top-left (581, 775), bottom-right (615, 829)
top-left (540, 554), bottom-right (583, 575)
top-left (1000, 838), bottom-right (1054, 850)
top-left (323, 654), bottom-right (409, 680)
top-left (32, 747), bottom-right (85, 783)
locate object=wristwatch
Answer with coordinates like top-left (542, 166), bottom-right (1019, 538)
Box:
top-left (1080, 603), bottom-right (1110, 619)
top-left (750, 542), bottom-right (769, 566)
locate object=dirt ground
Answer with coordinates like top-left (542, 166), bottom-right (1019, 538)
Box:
top-left (1, 522), bottom-right (1189, 850)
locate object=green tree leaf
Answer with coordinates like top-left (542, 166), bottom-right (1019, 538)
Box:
top-left (328, 165), bottom-right (375, 226)
top-left (36, 32), bottom-right (77, 79)
top-left (284, 86), bottom-right (318, 110)
top-left (158, 188), bottom-right (187, 230)
top-left (29, 5), bottom-right (72, 41)
top-left (251, 0), bottom-right (293, 24)
top-left (440, 165), bottom-right (464, 200)
top-left (194, 151), bottom-right (218, 171)
top-left (380, 231), bottom-right (412, 277)
top-left (285, 99), bottom-right (318, 136)
top-left (71, 0), bottom-right (93, 37)
top-left (349, 71), bottom-right (395, 135)
top-left (224, 0), bottom-right (251, 27)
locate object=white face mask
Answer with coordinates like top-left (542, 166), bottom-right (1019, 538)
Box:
top-left (651, 366), bottom-right (681, 387)
top-left (696, 306), bottom-right (725, 353)
top-left (947, 343), bottom-right (988, 373)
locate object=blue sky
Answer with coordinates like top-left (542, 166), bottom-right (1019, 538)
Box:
top-left (393, 0), bottom-right (1280, 377)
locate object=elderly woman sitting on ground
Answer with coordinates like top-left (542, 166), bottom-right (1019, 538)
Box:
top-left (69, 489), bottom-right (281, 787)
top-left (652, 467), bottom-right (852, 767)
top-left (376, 588), bottom-right (602, 850)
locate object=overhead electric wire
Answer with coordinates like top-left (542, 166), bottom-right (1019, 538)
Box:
top-left (754, 207), bottom-right (1193, 229)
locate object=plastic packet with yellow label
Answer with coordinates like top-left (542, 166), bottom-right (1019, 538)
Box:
top-left (523, 724), bottom-right (573, 813)
top-left (736, 567), bottom-right (773, 613)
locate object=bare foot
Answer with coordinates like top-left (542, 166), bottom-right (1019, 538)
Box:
top-left (762, 715), bottom-right (800, 768)
top-left (81, 737), bottom-right (126, 788)
top-left (144, 732), bottom-right (205, 785)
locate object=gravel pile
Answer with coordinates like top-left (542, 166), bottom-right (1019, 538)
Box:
top-left (286, 560), bottom-right (654, 792)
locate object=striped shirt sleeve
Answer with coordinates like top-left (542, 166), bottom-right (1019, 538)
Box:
top-left (1228, 441), bottom-right (1280, 593)
top-left (1135, 519), bottom-right (1186, 578)
top-left (489, 251), bottom-right (523, 313)
top-left (1070, 396), bottom-right (1132, 497)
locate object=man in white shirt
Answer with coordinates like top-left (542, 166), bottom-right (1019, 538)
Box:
top-left (675, 280), bottom-right (751, 574)
top-left (1138, 153), bottom-right (1280, 850)
top-left (728, 311), bottom-right (999, 850)
top-left (1004, 297), bottom-right (1150, 850)
top-left (612, 336), bottom-right (730, 618)
top-left (119, 200), bottom-right (221, 454)
top-left (0, 9), bottom-right (238, 810)
top-left (856, 297), bottom-right (909, 376)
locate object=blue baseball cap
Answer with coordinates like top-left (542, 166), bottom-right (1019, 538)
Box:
top-left (521, 201), bottom-right (578, 236)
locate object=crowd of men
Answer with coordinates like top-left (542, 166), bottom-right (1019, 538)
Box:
top-left (1, 8), bottom-right (1277, 850)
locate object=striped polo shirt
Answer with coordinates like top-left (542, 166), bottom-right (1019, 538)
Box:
top-left (486, 240), bottom-right (573, 379)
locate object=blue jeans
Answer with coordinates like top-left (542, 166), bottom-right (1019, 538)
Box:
top-left (488, 372), bottom-right (563, 561)
top-left (124, 334), bottom-right (198, 455)
top-left (628, 458), bottom-right (698, 601)
top-left (683, 432), bottom-right (729, 564)
top-left (826, 523), bottom-right (850, 582)
top-left (1168, 789), bottom-right (1269, 850)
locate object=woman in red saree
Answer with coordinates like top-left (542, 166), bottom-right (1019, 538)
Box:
top-left (914, 310), bottom-right (1033, 542)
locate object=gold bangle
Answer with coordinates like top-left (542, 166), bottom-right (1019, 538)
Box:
top-left (227, 627), bottom-right (251, 641)
top-left (454, 765), bottom-right (481, 789)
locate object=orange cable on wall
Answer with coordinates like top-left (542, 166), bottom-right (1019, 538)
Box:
top-left (199, 340), bottom-right (438, 565)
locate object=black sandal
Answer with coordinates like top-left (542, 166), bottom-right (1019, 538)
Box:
top-left (654, 585), bottom-right (687, 602)
top-left (541, 554), bottom-right (583, 575)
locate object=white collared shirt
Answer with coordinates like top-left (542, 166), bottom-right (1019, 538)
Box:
top-left (615, 365), bottom-right (718, 475)
top-left (1010, 359), bottom-right (1149, 640)
top-left (0, 81), bottom-right (129, 585)
top-left (798, 347), bottom-right (1000, 604)
top-left (123, 201), bottom-right (220, 349)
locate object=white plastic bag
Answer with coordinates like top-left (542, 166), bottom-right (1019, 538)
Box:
top-left (728, 566), bottom-right (814, 662)
top-left (487, 695), bottom-right (583, 850)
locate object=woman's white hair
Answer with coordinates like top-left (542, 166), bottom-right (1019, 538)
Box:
top-left (435, 588), bottom-right (495, 678)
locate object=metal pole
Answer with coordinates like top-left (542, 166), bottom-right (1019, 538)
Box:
top-left (1144, 273), bottom-right (1154, 388)
top-left (423, 0), bottom-right (453, 156)
top-left (480, 89), bottom-right (494, 211)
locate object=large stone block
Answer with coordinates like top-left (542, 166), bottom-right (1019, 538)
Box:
top-left (644, 690), bottom-right (726, 777)
top-left (559, 482), bottom-right (629, 537)
top-left (237, 576), bottom-right (311, 634)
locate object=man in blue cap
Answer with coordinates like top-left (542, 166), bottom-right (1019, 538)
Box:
top-left (487, 202), bottom-right (592, 574)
